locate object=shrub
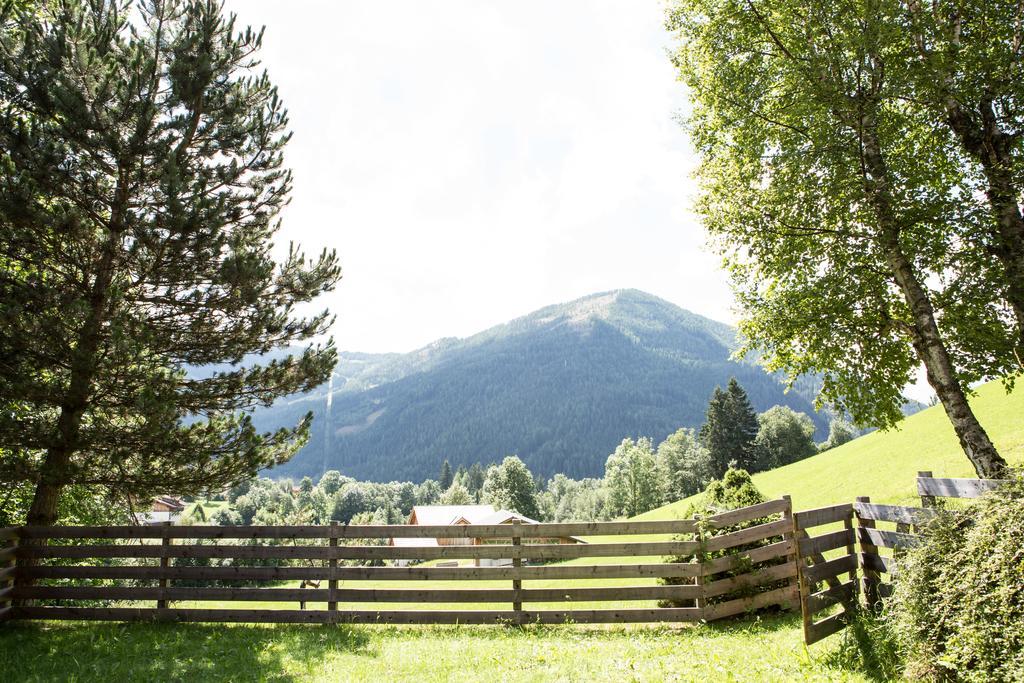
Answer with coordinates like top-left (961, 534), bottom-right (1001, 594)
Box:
top-left (885, 471), bottom-right (1024, 682)
top-left (659, 468), bottom-right (786, 609)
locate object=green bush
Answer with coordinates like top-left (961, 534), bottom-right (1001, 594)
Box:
top-left (660, 468), bottom-right (786, 609)
top-left (885, 471), bottom-right (1024, 682)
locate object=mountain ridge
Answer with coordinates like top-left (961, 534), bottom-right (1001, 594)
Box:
top-left (257, 289), bottom-right (830, 482)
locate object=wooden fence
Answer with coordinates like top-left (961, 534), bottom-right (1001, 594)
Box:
top-left (0, 498), bottom-right (799, 626)
top-left (792, 502), bottom-right (858, 645)
top-left (796, 471), bottom-right (1011, 645)
top-left (853, 470), bottom-right (1007, 608)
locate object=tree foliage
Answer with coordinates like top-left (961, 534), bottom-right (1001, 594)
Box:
top-left (699, 379), bottom-right (760, 478)
top-left (438, 460), bottom-right (453, 491)
top-left (667, 0), bottom-right (1012, 477)
top-left (0, 0), bottom-right (340, 523)
top-left (819, 419), bottom-right (858, 452)
top-left (481, 456), bottom-right (541, 519)
top-left (604, 437), bottom-right (663, 517)
top-left (754, 405), bottom-right (817, 470)
top-left (655, 427), bottom-right (711, 502)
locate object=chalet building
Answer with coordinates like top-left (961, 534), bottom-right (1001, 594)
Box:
top-left (391, 504), bottom-right (584, 567)
top-left (133, 495), bottom-right (186, 525)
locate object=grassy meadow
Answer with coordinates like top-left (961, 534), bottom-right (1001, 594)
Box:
top-left (0, 613), bottom-right (868, 682)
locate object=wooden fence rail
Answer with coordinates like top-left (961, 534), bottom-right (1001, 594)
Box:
top-left (0, 499), bottom-right (799, 626)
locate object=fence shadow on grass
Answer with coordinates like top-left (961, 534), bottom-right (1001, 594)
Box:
top-left (0, 622), bottom-right (375, 682)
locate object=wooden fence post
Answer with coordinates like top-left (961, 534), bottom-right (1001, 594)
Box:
top-left (693, 514), bottom-right (705, 618)
top-left (781, 496), bottom-right (801, 613)
top-left (328, 521), bottom-right (338, 612)
top-left (0, 528), bottom-right (17, 622)
top-left (511, 519), bottom-right (523, 625)
top-left (157, 522), bottom-right (171, 610)
top-left (788, 501), bottom-right (812, 644)
top-left (855, 496), bottom-right (880, 608)
top-left (918, 471), bottom-right (935, 509)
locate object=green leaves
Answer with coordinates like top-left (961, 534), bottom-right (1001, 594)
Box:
top-left (667, 0), bottom-right (1018, 438)
top-left (0, 0), bottom-right (340, 522)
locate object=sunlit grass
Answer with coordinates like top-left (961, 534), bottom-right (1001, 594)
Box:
top-left (0, 612), bottom-right (869, 682)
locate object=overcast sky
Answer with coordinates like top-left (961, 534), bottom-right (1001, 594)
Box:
top-left (222, 0), bottom-right (733, 354)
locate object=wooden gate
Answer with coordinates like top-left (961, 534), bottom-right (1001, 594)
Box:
top-left (795, 471), bottom-right (1009, 645)
top-left (0, 498), bottom-right (799, 625)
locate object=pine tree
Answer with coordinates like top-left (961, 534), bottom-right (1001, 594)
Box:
top-left (699, 379), bottom-right (760, 479)
top-left (0, 1), bottom-right (340, 525)
top-left (438, 460), bottom-right (453, 491)
top-left (465, 462), bottom-right (485, 497)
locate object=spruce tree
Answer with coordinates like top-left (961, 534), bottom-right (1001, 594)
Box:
top-left (0, 1), bottom-right (340, 525)
top-left (438, 460), bottom-right (453, 492)
top-left (699, 379), bottom-right (759, 479)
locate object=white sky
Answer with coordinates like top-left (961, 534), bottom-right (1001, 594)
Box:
top-left (222, 0), bottom-right (733, 354)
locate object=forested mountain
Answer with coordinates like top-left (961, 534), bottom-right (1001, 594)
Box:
top-left (258, 290), bottom-right (831, 481)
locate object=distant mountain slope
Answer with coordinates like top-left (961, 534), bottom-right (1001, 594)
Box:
top-left (258, 290), bottom-right (832, 482)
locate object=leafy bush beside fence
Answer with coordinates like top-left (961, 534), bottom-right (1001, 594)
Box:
top-left (884, 472), bottom-right (1024, 682)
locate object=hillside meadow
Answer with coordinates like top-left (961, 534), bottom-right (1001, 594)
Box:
top-left (1, 380), bottom-right (1020, 681)
top-left (637, 379), bottom-right (1024, 520)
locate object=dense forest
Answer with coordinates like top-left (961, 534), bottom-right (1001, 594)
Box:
top-left (259, 290), bottom-right (845, 482)
top-left (198, 378), bottom-right (854, 529)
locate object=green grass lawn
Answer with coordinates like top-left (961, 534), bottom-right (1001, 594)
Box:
top-left (2, 379), bottom-right (1020, 681)
top-left (0, 612), bottom-right (869, 682)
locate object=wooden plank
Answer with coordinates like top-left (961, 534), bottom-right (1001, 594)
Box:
top-left (796, 529), bottom-right (855, 558)
top-left (14, 586), bottom-right (333, 602)
top-left (704, 499), bottom-right (790, 529)
top-left (702, 561), bottom-right (797, 598)
top-left (0, 566), bottom-right (15, 581)
top-left (0, 546), bottom-right (16, 563)
top-left (0, 586), bottom-right (13, 601)
top-left (793, 504), bottom-right (852, 530)
top-left (917, 476), bottom-right (1006, 500)
top-left (853, 502), bottom-right (937, 525)
top-left (806, 581), bottom-right (854, 615)
top-left (806, 610), bottom-right (849, 645)
top-left (701, 539), bottom-right (794, 576)
top-left (19, 540), bottom-right (699, 562)
top-left (801, 554), bottom-right (856, 584)
top-left (877, 582), bottom-right (894, 599)
top-left (856, 527), bottom-right (924, 550)
top-left (18, 519), bottom-right (698, 541)
top-left (9, 606), bottom-right (705, 624)
top-left (20, 561), bottom-right (703, 582)
top-left (703, 519), bottom-right (791, 552)
top-left (859, 552), bottom-right (894, 575)
top-left (12, 584), bottom-right (702, 604)
top-left (0, 528), bottom-right (19, 541)
top-left (0, 606), bottom-right (10, 623)
top-left (703, 584), bottom-right (799, 620)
